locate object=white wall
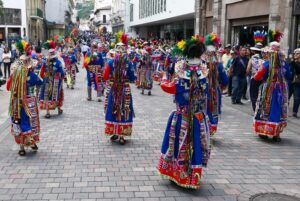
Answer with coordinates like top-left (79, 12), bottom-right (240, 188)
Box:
top-left (46, 0), bottom-right (67, 24)
top-left (129, 0), bottom-right (195, 27)
top-left (95, 0), bottom-right (112, 9)
top-left (95, 9), bottom-right (112, 32)
top-left (2, 0), bottom-right (28, 38)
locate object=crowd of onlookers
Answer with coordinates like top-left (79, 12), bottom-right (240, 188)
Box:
top-left (219, 43), bottom-right (300, 118)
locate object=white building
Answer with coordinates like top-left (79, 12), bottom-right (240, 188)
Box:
top-left (111, 0), bottom-right (126, 32)
top-left (127, 0), bottom-right (195, 40)
top-left (93, 0), bottom-right (112, 33)
top-left (45, 0), bottom-right (75, 38)
top-left (0, 0), bottom-right (28, 44)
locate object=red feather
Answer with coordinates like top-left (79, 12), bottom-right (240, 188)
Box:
top-left (49, 41), bottom-right (56, 49)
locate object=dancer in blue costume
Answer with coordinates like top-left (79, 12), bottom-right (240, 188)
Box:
top-left (253, 37), bottom-right (291, 142)
top-left (7, 40), bottom-right (44, 156)
top-left (62, 48), bottom-right (77, 89)
top-left (204, 33), bottom-right (228, 135)
top-left (158, 36), bottom-right (211, 189)
top-left (138, 49), bottom-right (153, 95)
top-left (103, 38), bottom-right (135, 145)
top-left (84, 42), bottom-right (105, 102)
top-left (40, 40), bottom-right (65, 118)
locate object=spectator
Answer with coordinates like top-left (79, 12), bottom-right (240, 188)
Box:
top-left (230, 46), bottom-right (249, 104)
top-left (226, 50), bottom-right (236, 96)
top-left (291, 48), bottom-right (300, 118)
top-left (11, 40), bottom-right (17, 61)
top-left (0, 44), bottom-right (3, 77)
top-left (81, 42), bottom-right (90, 57)
top-left (2, 47), bottom-right (12, 79)
top-left (222, 44), bottom-right (231, 67)
top-left (246, 44), bottom-right (263, 111)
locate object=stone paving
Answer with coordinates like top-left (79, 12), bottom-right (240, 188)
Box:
top-left (0, 68), bottom-right (300, 201)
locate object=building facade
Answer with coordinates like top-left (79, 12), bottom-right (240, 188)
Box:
top-left (195, 0), bottom-right (299, 52)
top-left (92, 0), bottom-right (112, 33)
top-left (26, 0), bottom-right (46, 45)
top-left (45, 0), bottom-right (75, 38)
top-left (0, 0), bottom-right (28, 45)
top-left (111, 0), bottom-right (126, 32)
top-left (127, 0), bottom-right (194, 40)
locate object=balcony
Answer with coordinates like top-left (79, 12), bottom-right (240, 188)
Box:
top-left (29, 8), bottom-right (44, 19)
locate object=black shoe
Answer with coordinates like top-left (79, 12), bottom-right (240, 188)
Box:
top-left (232, 101), bottom-right (237, 104)
top-left (110, 135), bottom-right (118, 142)
top-left (293, 113), bottom-right (299, 118)
top-left (236, 101), bottom-right (244, 105)
top-left (31, 144), bottom-right (38, 151)
top-left (119, 137), bottom-right (126, 145)
top-left (18, 150), bottom-right (26, 156)
top-left (242, 96), bottom-right (248, 100)
top-left (273, 136), bottom-right (281, 142)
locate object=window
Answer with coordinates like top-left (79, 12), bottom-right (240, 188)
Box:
top-left (103, 15), bottom-right (106, 23)
top-left (0, 8), bottom-right (22, 25)
top-left (130, 4), bottom-right (133, 21)
top-left (139, 0), bottom-right (141, 18)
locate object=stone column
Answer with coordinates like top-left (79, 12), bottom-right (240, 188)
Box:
top-left (212, 0), bottom-right (222, 36)
top-left (269, 0), bottom-right (293, 53)
top-left (194, 0), bottom-right (207, 36)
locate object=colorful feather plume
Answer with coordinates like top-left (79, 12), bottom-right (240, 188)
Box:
top-left (268, 30), bottom-right (283, 43)
top-left (16, 40), bottom-right (30, 55)
top-left (253, 30), bottom-right (267, 44)
top-left (43, 40), bottom-right (56, 50)
top-left (205, 32), bottom-right (220, 47)
top-left (172, 35), bottom-right (204, 56)
top-left (109, 42), bottom-right (115, 49)
top-left (114, 31), bottom-right (128, 46)
top-left (83, 52), bottom-right (98, 67)
top-left (54, 35), bottom-right (64, 43)
top-left (129, 39), bottom-right (136, 47)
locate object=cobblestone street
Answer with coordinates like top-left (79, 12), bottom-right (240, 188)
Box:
top-left (0, 69), bottom-right (300, 201)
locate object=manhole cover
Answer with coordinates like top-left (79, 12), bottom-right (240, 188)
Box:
top-left (250, 193), bottom-right (300, 201)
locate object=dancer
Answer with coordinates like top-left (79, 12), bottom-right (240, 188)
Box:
top-left (158, 36), bottom-right (211, 189)
top-left (103, 33), bottom-right (135, 145)
top-left (6, 40), bottom-right (44, 156)
top-left (39, 40), bottom-right (65, 118)
top-left (205, 33), bottom-right (228, 135)
top-left (139, 50), bottom-right (153, 95)
top-left (83, 42), bottom-right (105, 101)
top-left (253, 31), bottom-right (289, 141)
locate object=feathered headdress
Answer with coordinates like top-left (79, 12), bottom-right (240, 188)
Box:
top-left (253, 30), bottom-right (267, 44)
top-left (109, 42), bottom-right (115, 49)
top-left (268, 30), bottom-right (283, 43)
top-left (129, 39), bottom-right (136, 47)
top-left (43, 40), bottom-right (56, 50)
top-left (54, 35), bottom-right (64, 43)
top-left (16, 40), bottom-right (31, 56)
top-left (205, 33), bottom-right (220, 47)
top-left (114, 31), bottom-right (128, 46)
top-left (172, 35), bottom-right (204, 56)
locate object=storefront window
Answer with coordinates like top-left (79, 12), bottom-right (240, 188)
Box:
top-left (234, 25), bottom-right (268, 46)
